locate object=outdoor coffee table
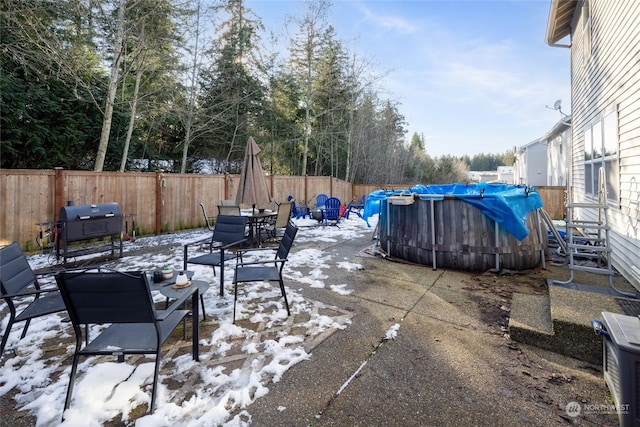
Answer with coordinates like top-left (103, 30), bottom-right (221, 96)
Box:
top-left (148, 271), bottom-right (210, 320)
top-left (159, 280), bottom-right (209, 319)
top-left (146, 278), bottom-right (200, 359)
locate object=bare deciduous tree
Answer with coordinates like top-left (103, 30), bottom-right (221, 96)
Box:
top-left (95, 0), bottom-right (127, 172)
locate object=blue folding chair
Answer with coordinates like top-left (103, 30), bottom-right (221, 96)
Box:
top-left (345, 195), bottom-right (365, 219)
top-left (287, 196), bottom-right (310, 219)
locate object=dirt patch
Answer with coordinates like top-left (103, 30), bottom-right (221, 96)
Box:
top-left (433, 266), bottom-right (618, 426)
top-left (459, 268), bottom-right (548, 334)
top-left (0, 390), bottom-right (37, 427)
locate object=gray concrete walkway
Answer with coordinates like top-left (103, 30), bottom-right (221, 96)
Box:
top-left (243, 232), bottom-right (617, 426)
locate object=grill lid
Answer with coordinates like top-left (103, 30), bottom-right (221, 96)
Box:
top-left (59, 203), bottom-right (122, 222)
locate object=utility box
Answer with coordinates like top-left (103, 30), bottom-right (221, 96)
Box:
top-left (597, 312), bottom-right (640, 426)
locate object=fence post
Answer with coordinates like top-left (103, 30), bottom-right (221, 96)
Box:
top-left (54, 167), bottom-right (65, 221)
top-left (224, 173), bottom-right (231, 200)
top-left (155, 171), bottom-right (164, 235)
top-left (270, 175), bottom-right (274, 201)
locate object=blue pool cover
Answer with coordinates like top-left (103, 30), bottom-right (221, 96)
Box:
top-left (363, 183), bottom-right (544, 241)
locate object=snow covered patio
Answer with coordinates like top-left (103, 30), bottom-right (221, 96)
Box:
top-left (1, 215), bottom-right (376, 426)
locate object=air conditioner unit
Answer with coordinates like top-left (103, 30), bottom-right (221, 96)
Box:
top-left (593, 312), bottom-right (640, 426)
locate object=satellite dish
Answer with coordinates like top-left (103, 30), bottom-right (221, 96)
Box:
top-left (553, 99), bottom-right (562, 110)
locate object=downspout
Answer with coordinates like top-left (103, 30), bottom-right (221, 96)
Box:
top-left (548, 41), bottom-right (571, 48)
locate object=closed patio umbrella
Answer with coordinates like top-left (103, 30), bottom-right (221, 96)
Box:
top-left (235, 136), bottom-right (272, 210)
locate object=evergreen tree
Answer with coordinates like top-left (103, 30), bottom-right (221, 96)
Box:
top-left (196, 0), bottom-right (266, 173)
top-left (410, 132), bottom-right (425, 151)
top-left (310, 27), bottom-right (352, 179)
top-left (0, 0), bottom-right (108, 169)
top-left (287, 0), bottom-right (331, 176)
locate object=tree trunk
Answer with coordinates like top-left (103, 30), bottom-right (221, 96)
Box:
top-left (120, 52), bottom-right (144, 172)
top-left (95, 0), bottom-right (127, 172)
top-left (301, 41), bottom-right (312, 175)
top-left (180, 0), bottom-right (205, 174)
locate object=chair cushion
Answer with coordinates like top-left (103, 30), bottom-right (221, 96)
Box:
top-left (187, 252), bottom-right (235, 266)
top-left (81, 310), bottom-right (188, 354)
top-left (234, 266), bottom-right (281, 283)
top-left (15, 293), bottom-right (66, 322)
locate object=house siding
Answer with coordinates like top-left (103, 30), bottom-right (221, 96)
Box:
top-left (514, 140), bottom-right (548, 186)
top-left (545, 122), bottom-right (570, 186)
top-left (568, 0), bottom-right (640, 288)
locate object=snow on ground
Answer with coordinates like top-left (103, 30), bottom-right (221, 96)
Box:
top-left (0, 214), bottom-right (377, 426)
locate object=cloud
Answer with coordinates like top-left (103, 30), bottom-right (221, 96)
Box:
top-left (333, 1), bottom-right (570, 156)
top-left (356, 3), bottom-right (420, 35)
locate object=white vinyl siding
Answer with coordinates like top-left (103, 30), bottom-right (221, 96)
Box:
top-left (567, 0), bottom-right (640, 288)
top-left (582, 0), bottom-right (592, 61)
top-left (546, 124), bottom-right (569, 187)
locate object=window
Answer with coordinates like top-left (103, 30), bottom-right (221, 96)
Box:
top-left (583, 107), bottom-right (619, 204)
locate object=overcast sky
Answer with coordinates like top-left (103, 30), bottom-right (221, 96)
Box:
top-left (246, 0), bottom-right (571, 158)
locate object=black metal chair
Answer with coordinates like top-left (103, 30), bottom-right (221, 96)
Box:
top-left (0, 241), bottom-right (66, 355)
top-left (184, 215), bottom-right (248, 296)
top-left (233, 222), bottom-right (298, 322)
top-left (55, 268), bottom-right (199, 418)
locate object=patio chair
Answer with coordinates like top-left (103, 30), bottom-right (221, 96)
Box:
top-left (221, 199), bottom-right (237, 206)
top-left (233, 222), bottom-right (298, 322)
top-left (315, 194), bottom-right (328, 208)
top-left (184, 215), bottom-right (248, 296)
top-left (1, 241), bottom-right (66, 355)
top-left (262, 201), bottom-right (293, 242)
top-left (200, 202), bottom-right (215, 231)
top-left (218, 205), bottom-right (241, 216)
top-left (322, 197), bottom-right (342, 225)
top-left (287, 196), bottom-right (310, 219)
top-left (55, 268), bottom-right (198, 418)
top-left (345, 195), bottom-right (365, 219)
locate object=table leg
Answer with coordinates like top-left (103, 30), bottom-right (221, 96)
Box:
top-left (219, 248), bottom-right (225, 296)
top-left (192, 289), bottom-right (199, 361)
top-left (248, 222), bottom-right (255, 246)
top-left (255, 219), bottom-right (264, 247)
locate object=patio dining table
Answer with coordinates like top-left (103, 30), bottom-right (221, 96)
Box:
top-left (241, 209), bottom-right (278, 247)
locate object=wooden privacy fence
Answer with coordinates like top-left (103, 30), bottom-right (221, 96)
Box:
top-left (0, 168), bottom-right (566, 251)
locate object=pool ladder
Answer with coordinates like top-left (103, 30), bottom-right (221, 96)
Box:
top-left (552, 167), bottom-right (636, 297)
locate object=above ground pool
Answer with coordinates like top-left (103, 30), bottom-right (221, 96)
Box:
top-left (364, 183), bottom-right (547, 271)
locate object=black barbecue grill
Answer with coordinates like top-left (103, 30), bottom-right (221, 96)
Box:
top-left (57, 203), bottom-right (123, 263)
